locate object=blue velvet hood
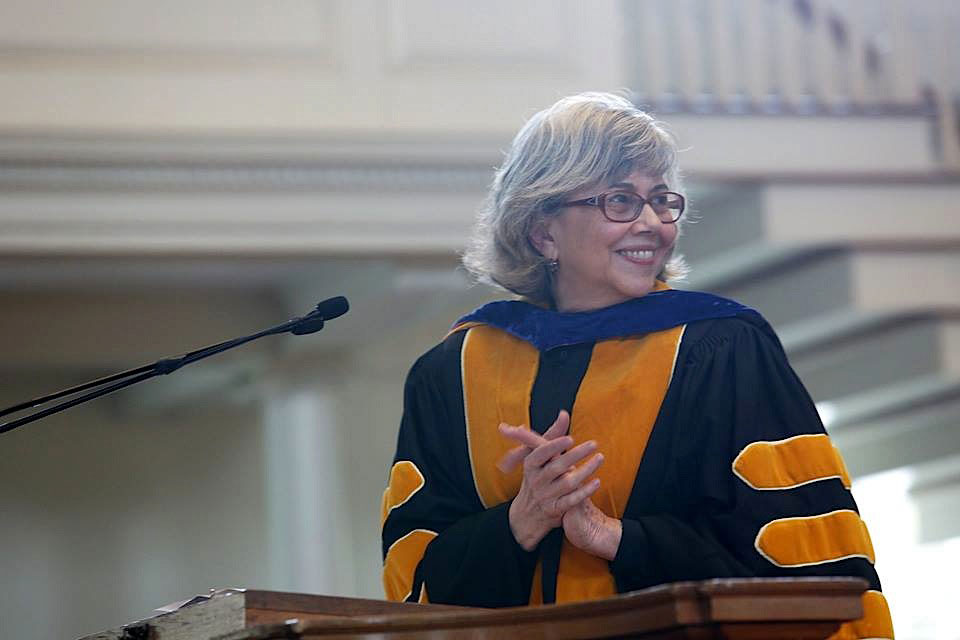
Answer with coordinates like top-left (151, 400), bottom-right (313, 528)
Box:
top-left (453, 289), bottom-right (758, 351)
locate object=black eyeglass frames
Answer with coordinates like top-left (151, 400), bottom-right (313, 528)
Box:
top-left (558, 190), bottom-right (685, 223)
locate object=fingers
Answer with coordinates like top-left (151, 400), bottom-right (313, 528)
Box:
top-left (531, 445), bottom-right (603, 504)
top-left (543, 440), bottom-right (598, 476)
top-left (524, 435), bottom-right (574, 468)
top-left (498, 412), bottom-right (590, 474)
top-left (555, 477), bottom-right (601, 512)
top-left (542, 410), bottom-right (570, 440)
top-left (496, 424), bottom-right (545, 472)
top-left (499, 410), bottom-right (569, 451)
top-left (496, 444), bottom-right (530, 473)
top-left (562, 452), bottom-right (604, 490)
top-left (498, 423), bottom-right (548, 449)
top-left (544, 451), bottom-right (603, 502)
top-left (498, 413), bottom-right (598, 497)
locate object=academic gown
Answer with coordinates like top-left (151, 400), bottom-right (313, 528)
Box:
top-left (380, 287), bottom-right (894, 639)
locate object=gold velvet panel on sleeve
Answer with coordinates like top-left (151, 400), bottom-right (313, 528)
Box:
top-left (461, 324), bottom-right (686, 604)
top-left (755, 509), bottom-right (876, 567)
top-left (381, 460), bottom-right (426, 527)
top-left (733, 434), bottom-right (852, 490)
top-left (829, 591), bottom-right (895, 640)
top-left (383, 529), bottom-right (438, 602)
top-left (735, 437), bottom-right (892, 637)
top-left (381, 460), bottom-right (432, 601)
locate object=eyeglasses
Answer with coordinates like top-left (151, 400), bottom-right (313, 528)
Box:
top-left (558, 190), bottom-right (686, 224)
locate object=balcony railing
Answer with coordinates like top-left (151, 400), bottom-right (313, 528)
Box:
top-left (625, 0), bottom-right (960, 168)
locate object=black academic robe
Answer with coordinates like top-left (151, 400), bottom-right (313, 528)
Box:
top-left (380, 291), bottom-right (893, 639)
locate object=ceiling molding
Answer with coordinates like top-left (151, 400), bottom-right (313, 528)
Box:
top-left (0, 162), bottom-right (493, 193)
top-left (0, 131), bottom-right (505, 193)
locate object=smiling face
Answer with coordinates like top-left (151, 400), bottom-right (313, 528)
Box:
top-left (531, 169), bottom-right (678, 312)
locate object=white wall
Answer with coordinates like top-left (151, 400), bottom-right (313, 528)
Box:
top-left (0, 378), bottom-right (269, 638)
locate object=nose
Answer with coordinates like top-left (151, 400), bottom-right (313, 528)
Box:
top-left (629, 201), bottom-right (661, 231)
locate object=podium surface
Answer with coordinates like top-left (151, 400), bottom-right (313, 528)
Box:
top-left (82, 577), bottom-right (867, 640)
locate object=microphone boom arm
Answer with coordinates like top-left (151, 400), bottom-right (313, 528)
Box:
top-left (0, 296), bottom-right (349, 436)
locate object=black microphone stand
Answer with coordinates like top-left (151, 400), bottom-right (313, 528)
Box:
top-left (0, 296), bottom-right (349, 436)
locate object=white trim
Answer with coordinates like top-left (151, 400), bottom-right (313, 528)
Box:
top-left (736, 472), bottom-right (847, 492)
top-left (383, 460), bottom-right (426, 519)
top-left (667, 324), bottom-right (687, 384)
top-left (754, 509), bottom-right (874, 568)
top-left (460, 328), bottom-right (488, 508)
top-left (732, 433), bottom-right (849, 491)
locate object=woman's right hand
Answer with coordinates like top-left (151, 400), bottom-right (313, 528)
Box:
top-left (501, 411), bottom-right (604, 551)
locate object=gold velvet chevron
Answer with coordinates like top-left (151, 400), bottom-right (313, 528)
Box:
top-left (381, 460), bottom-right (426, 527)
top-left (733, 434), bottom-right (852, 490)
top-left (382, 528), bottom-right (437, 602)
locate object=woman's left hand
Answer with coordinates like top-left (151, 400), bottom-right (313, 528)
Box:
top-left (560, 496), bottom-right (622, 560)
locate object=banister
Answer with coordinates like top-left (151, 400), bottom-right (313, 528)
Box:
top-left (627, 0), bottom-right (959, 168)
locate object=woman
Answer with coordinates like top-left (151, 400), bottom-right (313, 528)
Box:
top-left (380, 92), bottom-right (893, 638)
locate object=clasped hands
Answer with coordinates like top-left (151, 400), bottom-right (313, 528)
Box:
top-left (498, 411), bottom-right (622, 560)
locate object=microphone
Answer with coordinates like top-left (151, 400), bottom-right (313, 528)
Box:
top-left (316, 295), bottom-right (349, 321)
top-left (291, 296), bottom-right (350, 335)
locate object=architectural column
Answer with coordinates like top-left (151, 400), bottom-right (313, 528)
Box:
top-left (262, 382), bottom-right (355, 596)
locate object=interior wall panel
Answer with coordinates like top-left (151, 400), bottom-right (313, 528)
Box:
top-left (382, 0), bottom-right (625, 131)
top-left (0, 0), bottom-right (333, 53)
top-left (0, 0), bottom-right (626, 133)
top-left (385, 0), bottom-right (570, 68)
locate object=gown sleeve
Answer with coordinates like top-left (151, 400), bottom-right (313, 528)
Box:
top-left (380, 338), bottom-right (538, 606)
top-left (610, 316), bottom-right (893, 638)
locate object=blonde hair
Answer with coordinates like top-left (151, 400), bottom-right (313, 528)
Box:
top-left (463, 92), bottom-right (688, 306)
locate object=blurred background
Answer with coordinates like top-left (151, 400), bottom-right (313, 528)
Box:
top-left (0, 1), bottom-right (957, 638)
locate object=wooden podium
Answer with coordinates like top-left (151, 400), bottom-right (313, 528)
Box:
top-left (82, 577), bottom-right (867, 640)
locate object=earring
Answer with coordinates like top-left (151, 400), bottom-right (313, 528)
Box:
top-left (546, 258), bottom-right (559, 273)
